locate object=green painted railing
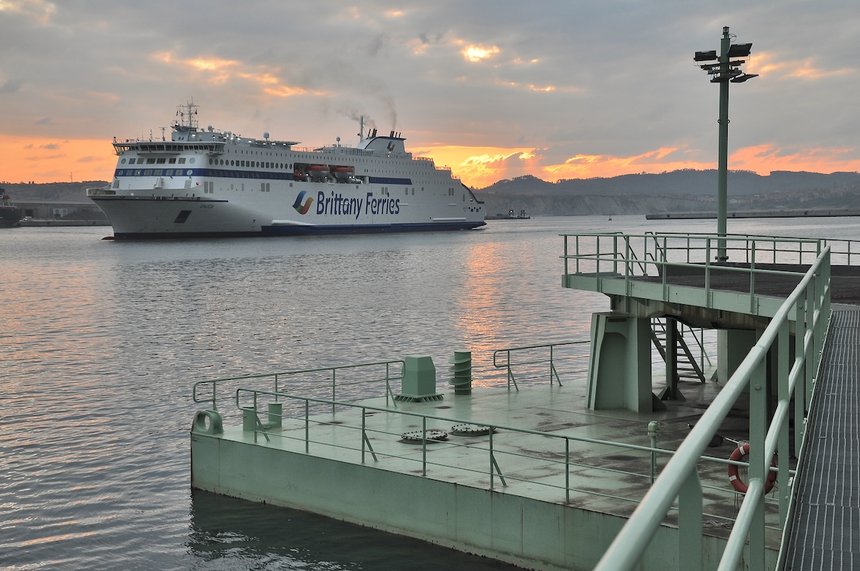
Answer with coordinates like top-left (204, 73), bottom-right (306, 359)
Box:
top-left (594, 245), bottom-right (832, 570)
top-left (192, 359), bottom-right (406, 412)
top-left (230, 387), bottom-right (784, 519)
top-left (492, 340), bottom-right (590, 390)
top-left (562, 232), bottom-right (837, 319)
top-left (650, 231), bottom-right (859, 266)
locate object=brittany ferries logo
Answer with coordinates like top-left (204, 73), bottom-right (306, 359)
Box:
top-left (292, 191), bottom-right (313, 215)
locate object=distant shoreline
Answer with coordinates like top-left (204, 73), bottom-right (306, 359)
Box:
top-left (18, 219), bottom-right (110, 227)
top-left (646, 208), bottom-right (860, 220)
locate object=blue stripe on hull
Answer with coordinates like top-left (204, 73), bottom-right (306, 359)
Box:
top-left (262, 221), bottom-right (486, 235)
top-left (111, 221), bottom-right (485, 240)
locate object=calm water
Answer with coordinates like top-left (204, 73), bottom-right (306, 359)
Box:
top-left (1, 215), bottom-right (856, 570)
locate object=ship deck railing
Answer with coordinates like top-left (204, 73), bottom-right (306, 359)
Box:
top-left (580, 234), bottom-right (834, 571)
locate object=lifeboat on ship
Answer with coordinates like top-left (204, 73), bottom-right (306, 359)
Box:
top-left (332, 165), bottom-right (355, 182)
top-left (307, 164), bottom-right (330, 180)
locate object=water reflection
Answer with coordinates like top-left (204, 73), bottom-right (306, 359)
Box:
top-left (188, 490), bottom-right (519, 570)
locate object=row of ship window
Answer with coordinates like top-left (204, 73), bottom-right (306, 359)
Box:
top-left (115, 169), bottom-right (296, 179)
top-left (121, 155), bottom-right (435, 176)
top-left (123, 157), bottom-right (189, 165)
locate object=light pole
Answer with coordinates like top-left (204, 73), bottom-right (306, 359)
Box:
top-left (695, 26), bottom-right (757, 261)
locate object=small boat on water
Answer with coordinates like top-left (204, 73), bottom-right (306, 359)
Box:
top-left (88, 101), bottom-right (486, 239)
top-left (486, 208), bottom-right (530, 220)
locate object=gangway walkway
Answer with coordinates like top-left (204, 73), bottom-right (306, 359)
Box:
top-left (781, 306), bottom-right (860, 569)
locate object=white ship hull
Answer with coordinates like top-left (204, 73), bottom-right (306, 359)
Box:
top-left (89, 104), bottom-right (485, 239)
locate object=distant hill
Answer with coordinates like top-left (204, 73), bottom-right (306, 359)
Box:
top-left (5, 170), bottom-right (860, 217)
top-left (476, 170), bottom-right (860, 216)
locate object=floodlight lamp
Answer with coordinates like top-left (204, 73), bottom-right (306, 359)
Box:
top-left (730, 73), bottom-right (759, 83)
top-left (694, 50), bottom-right (718, 62)
top-left (727, 43), bottom-right (752, 58)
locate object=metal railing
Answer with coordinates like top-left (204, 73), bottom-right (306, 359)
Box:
top-left (651, 231), bottom-right (859, 266)
top-left (192, 359), bottom-right (406, 413)
top-left (229, 387), bottom-right (785, 522)
top-left (562, 232), bottom-right (831, 277)
top-left (594, 246), bottom-right (832, 570)
top-left (492, 340), bottom-right (590, 390)
top-left (562, 232), bottom-right (836, 317)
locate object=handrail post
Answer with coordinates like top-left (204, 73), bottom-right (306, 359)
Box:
top-left (489, 426), bottom-right (495, 490)
top-left (331, 369), bottom-right (336, 415)
top-left (705, 240), bottom-right (712, 306)
top-left (304, 399), bottom-right (309, 453)
top-left (385, 362), bottom-right (390, 407)
top-left (748, 357), bottom-right (767, 571)
top-left (274, 373), bottom-right (279, 401)
top-left (422, 416), bottom-right (427, 477)
top-left (563, 235), bottom-right (568, 276)
top-left (805, 284), bottom-right (815, 404)
top-left (750, 240), bottom-right (757, 313)
top-left (678, 471), bottom-right (703, 570)
top-left (648, 421), bottom-right (658, 483)
top-left (613, 234), bottom-right (619, 274)
top-left (794, 299), bottom-right (807, 453)
top-left (361, 406), bottom-right (366, 464)
top-left (565, 438), bottom-right (570, 503)
top-left (777, 320), bottom-right (790, 526)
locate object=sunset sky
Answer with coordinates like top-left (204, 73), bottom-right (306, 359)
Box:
top-left (1, 1), bottom-right (859, 188)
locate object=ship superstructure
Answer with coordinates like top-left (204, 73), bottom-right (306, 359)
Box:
top-left (88, 102), bottom-right (485, 238)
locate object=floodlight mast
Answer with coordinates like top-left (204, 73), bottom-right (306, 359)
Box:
top-left (696, 26), bottom-right (757, 261)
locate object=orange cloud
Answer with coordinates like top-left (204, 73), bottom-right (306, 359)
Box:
top-left (152, 51), bottom-right (321, 98)
top-left (0, 135), bottom-right (114, 183)
top-left (543, 147), bottom-right (711, 180)
top-left (414, 145), bottom-right (537, 187)
top-left (748, 51), bottom-right (855, 81)
top-left (418, 142), bottom-right (860, 188)
top-left (730, 144), bottom-right (860, 173)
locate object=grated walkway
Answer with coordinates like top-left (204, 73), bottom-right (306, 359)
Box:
top-left (782, 308), bottom-right (860, 569)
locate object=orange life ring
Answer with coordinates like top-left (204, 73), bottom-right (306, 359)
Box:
top-left (727, 442), bottom-right (777, 494)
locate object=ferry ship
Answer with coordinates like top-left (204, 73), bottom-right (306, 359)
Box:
top-left (88, 102), bottom-right (485, 239)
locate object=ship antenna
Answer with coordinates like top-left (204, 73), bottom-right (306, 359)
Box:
top-left (358, 115), bottom-right (364, 141)
top-left (176, 99), bottom-right (199, 130)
